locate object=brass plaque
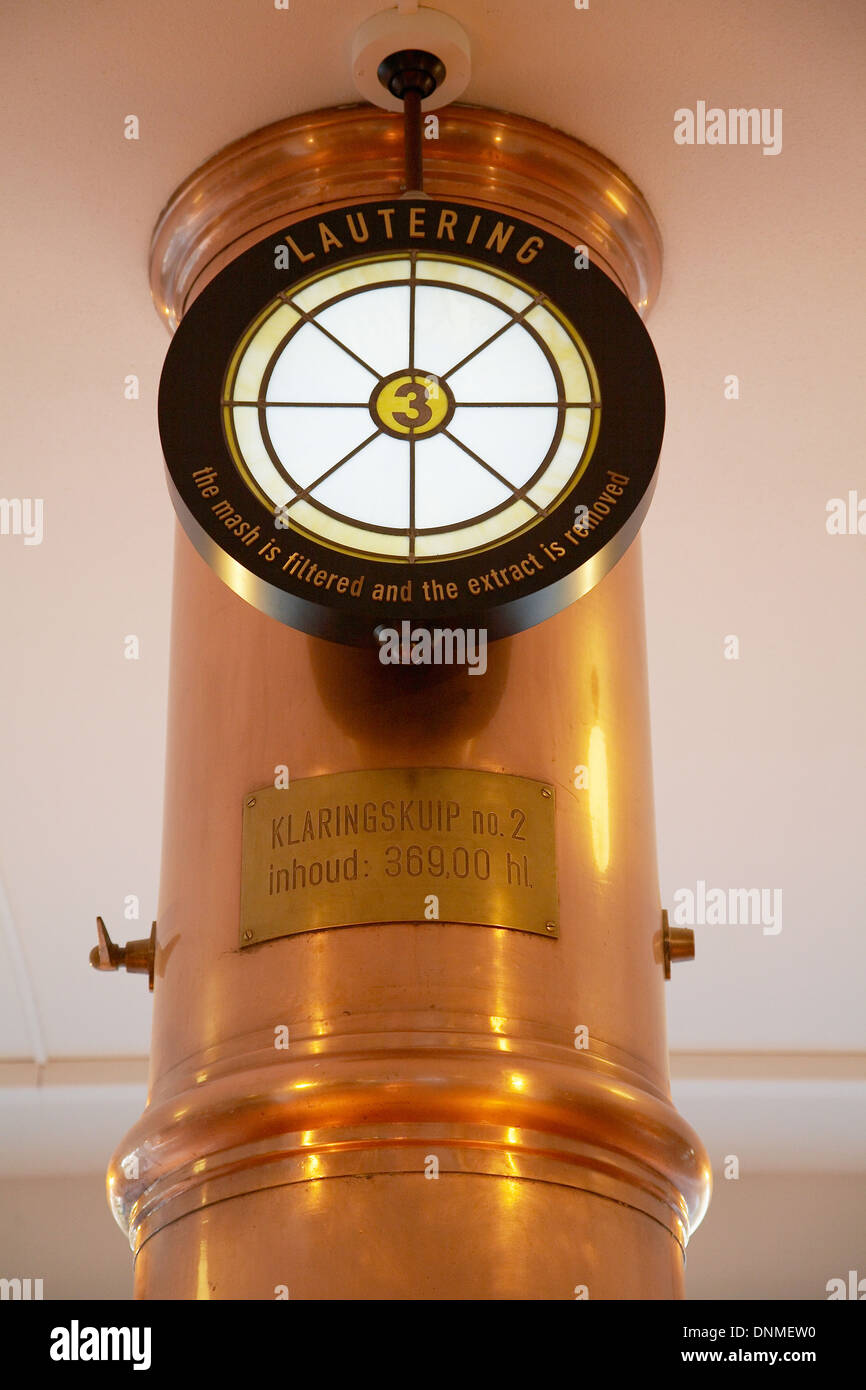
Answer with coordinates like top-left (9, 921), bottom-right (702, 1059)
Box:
top-left (239, 768), bottom-right (558, 945)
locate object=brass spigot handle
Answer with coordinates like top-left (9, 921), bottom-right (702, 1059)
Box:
top-left (89, 918), bottom-right (156, 990)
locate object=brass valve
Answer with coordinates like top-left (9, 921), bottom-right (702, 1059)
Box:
top-left (661, 907), bottom-right (695, 980)
top-left (89, 917), bottom-right (156, 991)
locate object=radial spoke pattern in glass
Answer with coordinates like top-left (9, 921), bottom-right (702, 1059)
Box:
top-left (221, 253), bottom-right (601, 561)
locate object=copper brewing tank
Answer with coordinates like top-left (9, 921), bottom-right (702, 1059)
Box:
top-left (108, 106), bottom-right (711, 1299)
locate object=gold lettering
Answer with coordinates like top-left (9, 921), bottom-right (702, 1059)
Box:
top-left (285, 234), bottom-right (314, 264)
top-left (318, 221), bottom-right (343, 253)
top-left (484, 220), bottom-right (514, 254)
top-left (516, 235), bottom-right (544, 264)
top-left (437, 209), bottom-right (458, 240)
top-left (377, 207), bottom-right (395, 238)
top-left (345, 212), bottom-right (369, 243)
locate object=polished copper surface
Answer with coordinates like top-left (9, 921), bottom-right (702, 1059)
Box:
top-left (149, 104), bottom-right (663, 329)
top-left (136, 1180), bottom-right (685, 1301)
top-left (110, 531), bottom-right (711, 1296)
top-left (109, 107), bottom-right (709, 1299)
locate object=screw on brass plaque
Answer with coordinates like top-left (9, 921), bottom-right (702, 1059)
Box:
top-left (239, 768), bottom-right (559, 946)
top-left (89, 917), bottom-right (156, 991)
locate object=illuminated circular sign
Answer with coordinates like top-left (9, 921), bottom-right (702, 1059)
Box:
top-left (159, 199), bottom-right (664, 645)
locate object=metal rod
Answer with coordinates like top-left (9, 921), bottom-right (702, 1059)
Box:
top-left (404, 86), bottom-right (423, 191)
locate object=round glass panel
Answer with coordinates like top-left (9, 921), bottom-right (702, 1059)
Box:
top-left (222, 253), bottom-right (601, 562)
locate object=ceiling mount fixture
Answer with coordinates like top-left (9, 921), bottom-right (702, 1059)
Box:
top-left (351, 5), bottom-right (471, 114)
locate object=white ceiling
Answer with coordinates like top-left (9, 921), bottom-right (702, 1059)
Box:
top-left (1, 0), bottom-right (864, 1178)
